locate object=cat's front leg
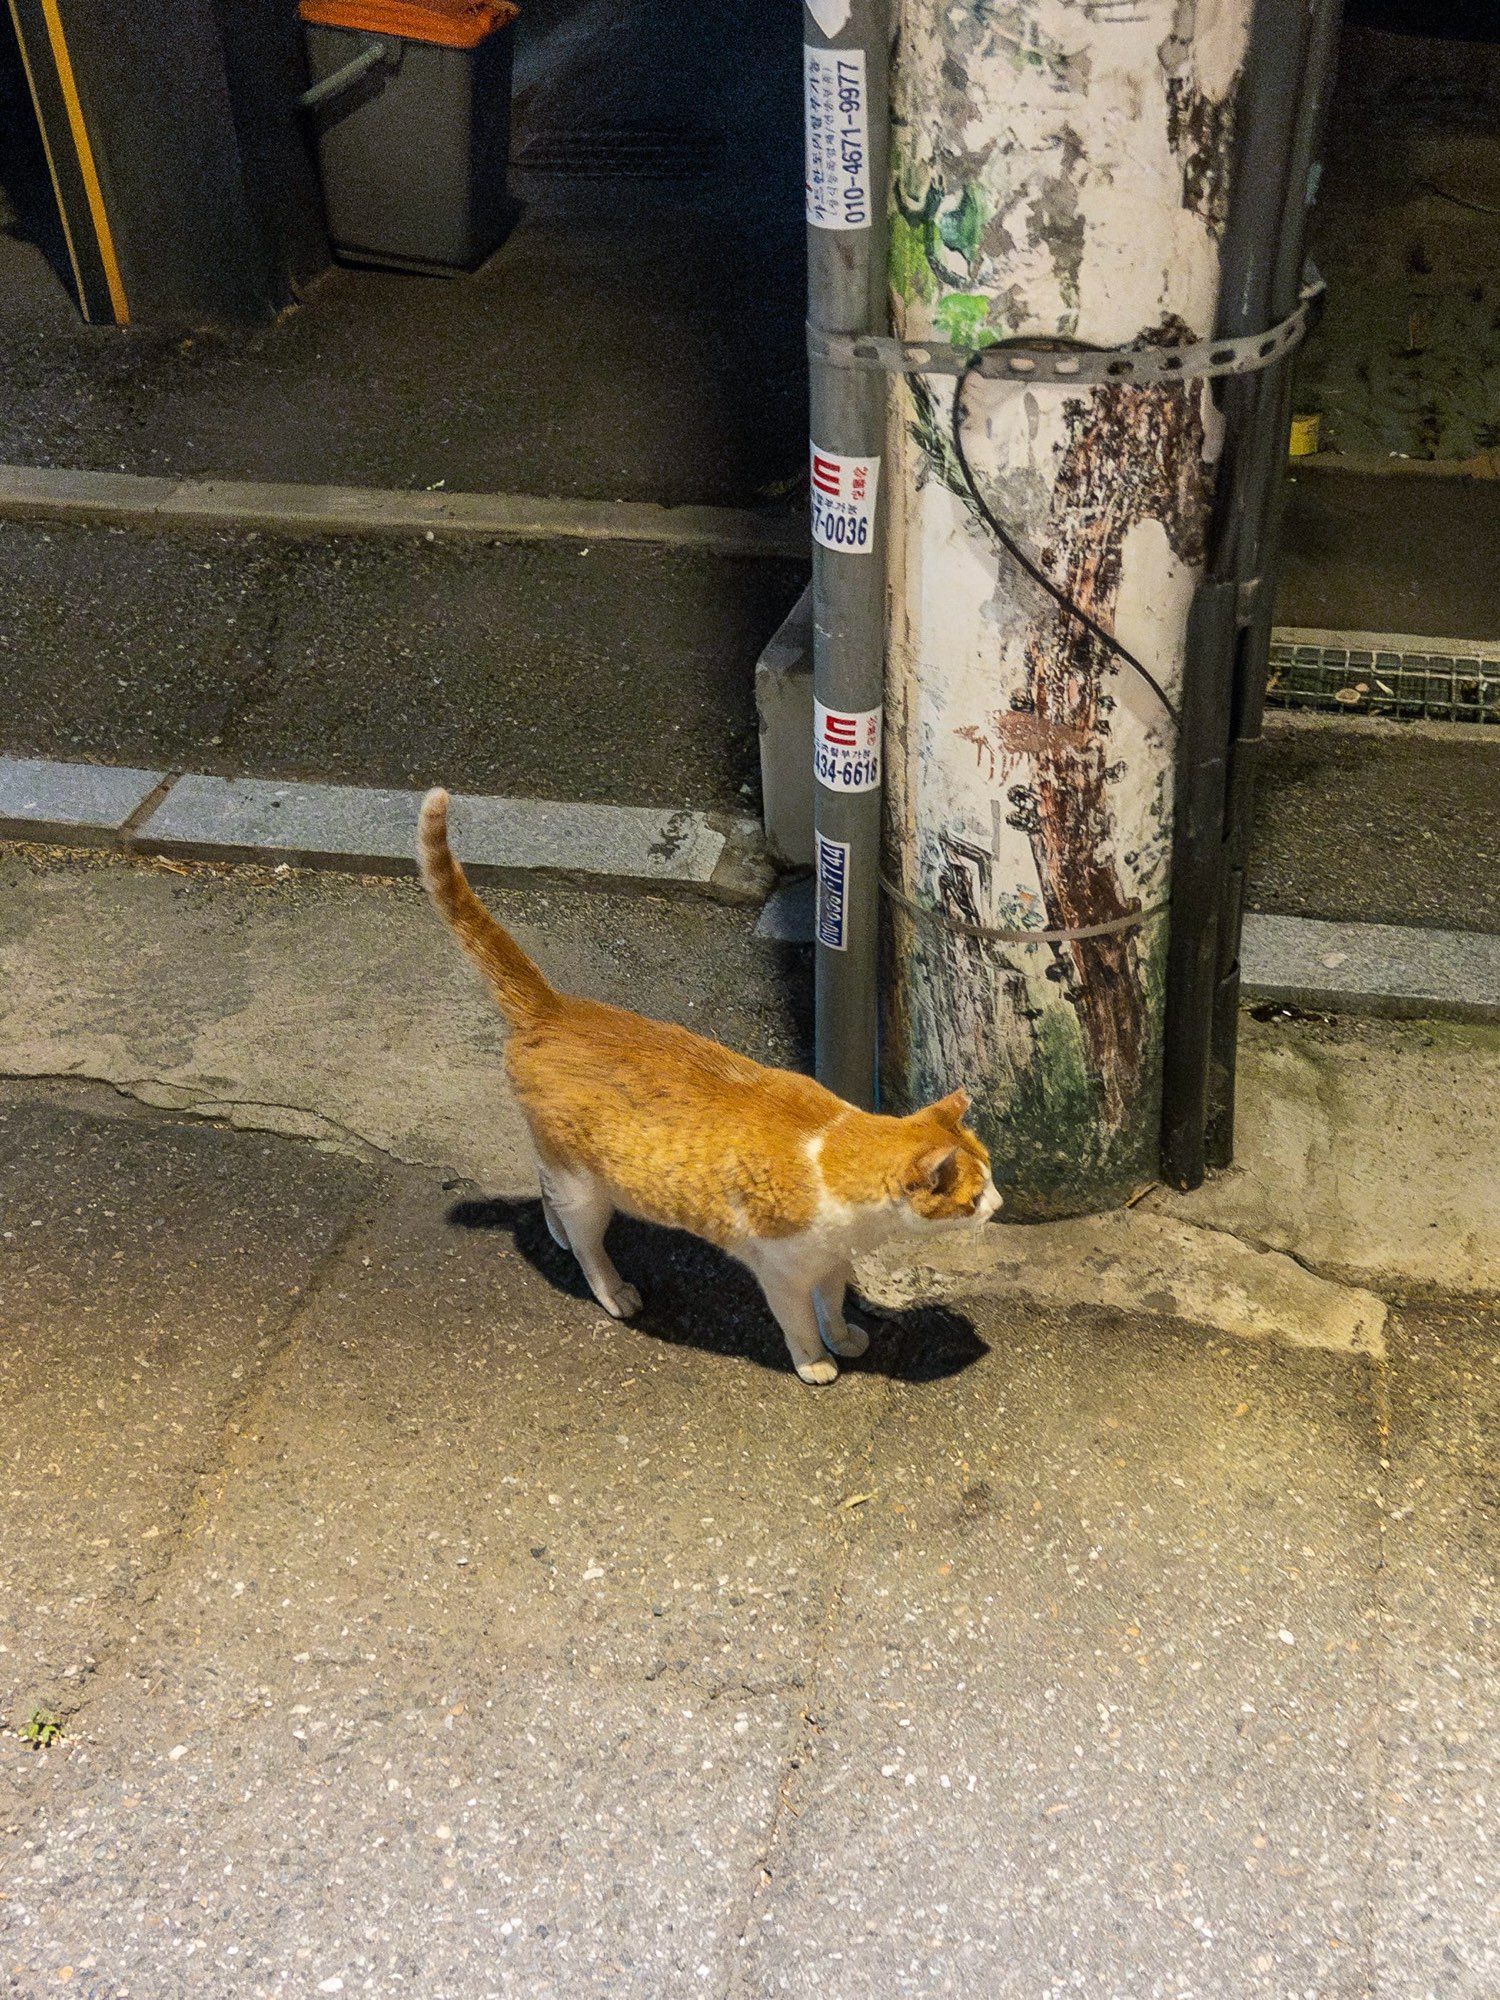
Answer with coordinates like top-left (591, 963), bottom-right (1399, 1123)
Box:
top-left (756, 1268), bottom-right (839, 1386)
top-left (814, 1261), bottom-right (869, 1359)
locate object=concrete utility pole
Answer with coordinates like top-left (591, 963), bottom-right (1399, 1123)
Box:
top-left (881, 0), bottom-right (1257, 1215)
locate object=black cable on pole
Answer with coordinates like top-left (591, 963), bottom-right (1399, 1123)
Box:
top-left (949, 345), bottom-right (1182, 730)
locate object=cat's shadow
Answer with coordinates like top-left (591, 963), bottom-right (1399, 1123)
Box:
top-left (446, 1196), bottom-right (988, 1384)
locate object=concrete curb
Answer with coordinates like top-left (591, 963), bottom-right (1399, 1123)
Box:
top-left (1240, 913), bottom-right (1500, 1024)
top-left (1294, 449), bottom-right (1500, 480)
top-left (1274, 625), bottom-right (1500, 665)
top-left (0, 463), bottom-right (809, 561)
top-left (4, 753), bottom-right (1494, 1010)
top-left (0, 756), bottom-right (773, 905)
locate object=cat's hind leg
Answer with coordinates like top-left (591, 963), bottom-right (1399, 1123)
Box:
top-left (540, 1188), bottom-right (569, 1250)
top-left (528, 1129), bottom-right (572, 1250)
top-left (814, 1260), bottom-right (869, 1359)
top-left (544, 1165), bottom-right (642, 1321)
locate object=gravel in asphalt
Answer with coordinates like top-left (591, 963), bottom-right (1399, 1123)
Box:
top-left (0, 522), bottom-right (804, 814)
top-left (1246, 716), bottom-right (1500, 935)
top-left (0, 1080), bottom-right (1493, 1999)
top-left (5, 512), bottom-right (1497, 942)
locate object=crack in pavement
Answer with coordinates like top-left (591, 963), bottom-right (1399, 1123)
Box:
top-left (721, 1313), bottom-right (926, 2000)
top-left (0, 1066), bottom-right (425, 1175)
top-left (4, 1065), bottom-right (1397, 1361)
top-left (1, 1170), bottom-right (390, 1803)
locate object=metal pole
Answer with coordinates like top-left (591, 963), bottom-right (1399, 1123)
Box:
top-left (804, 0), bottom-right (889, 1110)
top-left (1160, 0), bottom-right (1343, 1184)
top-left (1161, 0), bottom-right (1311, 1188)
top-left (882, 0), bottom-right (1256, 1217)
top-left (1204, 0), bottom-right (1343, 1167)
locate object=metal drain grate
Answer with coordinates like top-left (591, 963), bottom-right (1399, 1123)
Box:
top-left (513, 123), bottom-right (725, 179)
top-left (1266, 630), bottom-right (1500, 725)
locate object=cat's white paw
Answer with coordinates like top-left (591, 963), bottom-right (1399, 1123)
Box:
top-left (821, 1320), bottom-right (869, 1359)
top-left (601, 1281), bottom-right (642, 1320)
top-left (795, 1355), bottom-right (839, 1386)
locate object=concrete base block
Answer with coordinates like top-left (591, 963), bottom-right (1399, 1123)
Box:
top-left (857, 1209), bottom-right (1389, 1358)
top-left (755, 873), bottom-right (814, 941)
top-left (755, 583), bottom-right (813, 867)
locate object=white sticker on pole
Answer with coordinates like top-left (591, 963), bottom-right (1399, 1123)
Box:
top-left (816, 834), bottom-right (851, 952)
top-left (814, 700), bottom-right (881, 793)
top-left (804, 44), bottom-right (871, 230)
top-left (810, 446), bottom-right (879, 552)
top-left (806, 0), bottom-right (852, 36)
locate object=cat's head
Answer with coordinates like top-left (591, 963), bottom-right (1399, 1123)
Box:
top-left (898, 1089), bottom-right (1001, 1226)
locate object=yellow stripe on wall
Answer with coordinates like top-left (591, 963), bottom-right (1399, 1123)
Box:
top-left (37, 0), bottom-right (129, 324)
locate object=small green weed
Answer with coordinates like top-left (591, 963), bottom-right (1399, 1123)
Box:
top-left (22, 1706), bottom-right (63, 1749)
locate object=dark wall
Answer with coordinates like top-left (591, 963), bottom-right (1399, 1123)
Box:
top-left (46, 0), bottom-right (329, 326)
top-left (1346, 1), bottom-right (1500, 36)
top-left (0, 10), bottom-right (72, 293)
top-left (211, 0), bottom-right (330, 301)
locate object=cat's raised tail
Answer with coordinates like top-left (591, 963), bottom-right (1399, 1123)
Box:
top-left (417, 789), bottom-right (554, 1020)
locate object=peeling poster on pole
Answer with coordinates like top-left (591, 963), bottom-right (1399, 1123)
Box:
top-left (805, 0), bottom-right (852, 36)
top-left (804, 44), bottom-right (871, 230)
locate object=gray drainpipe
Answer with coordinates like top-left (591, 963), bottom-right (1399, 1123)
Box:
top-left (803, 1), bottom-right (890, 1111)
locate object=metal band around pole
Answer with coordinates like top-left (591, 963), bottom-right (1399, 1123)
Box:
top-left (881, 877), bottom-right (1171, 947)
top-left (808, 276), bottom-right (1323, 387)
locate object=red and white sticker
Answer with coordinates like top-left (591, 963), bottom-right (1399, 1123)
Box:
top-left (809, 446), bottom-right (879, 553)
top-left (814, 700), bottom-right (881, 793)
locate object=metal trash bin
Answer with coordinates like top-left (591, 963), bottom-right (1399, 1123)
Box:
top-left (299, 0), bottom-right (519, 274)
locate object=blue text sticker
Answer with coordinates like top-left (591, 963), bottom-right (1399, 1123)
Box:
top-left (816, 833), bottom-right (851, 951)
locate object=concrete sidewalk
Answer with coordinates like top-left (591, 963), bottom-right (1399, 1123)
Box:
top-left (0, 848), bottom-right (1495, 1998)
top-left (2, 845), bottom-right (1494, 1294)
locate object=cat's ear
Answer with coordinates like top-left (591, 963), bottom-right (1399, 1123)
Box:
top-left (908, 1145), bottom-right (960, 1195)
top-left (930, 1087), bottom-right (971, 1125)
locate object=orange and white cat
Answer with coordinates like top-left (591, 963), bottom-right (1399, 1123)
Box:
top-left (418, 789), bottom-right (1000, 1384)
